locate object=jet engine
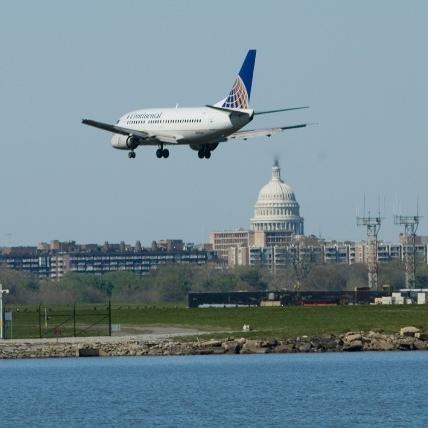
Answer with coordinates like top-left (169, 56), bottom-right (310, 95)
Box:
top-left (190, 142), bottom-right (219, 152)
top-left (111, 134), bottom-right (140, 150)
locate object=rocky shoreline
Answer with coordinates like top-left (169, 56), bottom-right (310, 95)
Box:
top-left (1, 327), bottom-right (427, 359)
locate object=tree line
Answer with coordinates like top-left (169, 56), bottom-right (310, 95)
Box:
top-left (1, 261), bottom-right (427, 304)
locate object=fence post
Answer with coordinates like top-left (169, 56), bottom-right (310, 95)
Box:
top-left (73, 304), bottom-right (76, 337)
top-left (38, 304), bottom-right (42, 338)
top-left (108, 300), bottom-right (112, 336)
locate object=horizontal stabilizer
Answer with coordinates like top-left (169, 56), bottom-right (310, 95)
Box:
top-left (205, 105), bottom-right (252, 117)
top-left (227, 123), bottom-right (308, 140)
top-left (254, 106), bottom-right (309, 115)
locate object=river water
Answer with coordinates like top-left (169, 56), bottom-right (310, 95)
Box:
top-left (0, 352), bottom-right (427, 427)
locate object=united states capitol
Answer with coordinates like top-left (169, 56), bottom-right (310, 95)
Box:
top-left (0, 162), bottom-right (426, 281)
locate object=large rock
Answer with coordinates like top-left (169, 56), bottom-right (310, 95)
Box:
top-left (222, 341), bottom-right (241, 354)
top-left (413, 340), bottom-right (427, 351)
top-left (366, 338), bottom-right (394, 351)
top-left (400, 326), bottom-right (420, 337)
top-left (193, 347), bottom-right (225, 355)
top-left (397, 337), bottom-right (416, 350)
top-left (343, 340), bottom-right (363, 352)
top-left (272, 343), bottom-right (295, 353)
top-left (241, 339), bottom-right (270, 354)
top-left (297, 342), bottom-right (312, 352)
top-left (78, 347), bottom-right (99, 357)
top-left (343, 333), bottom-right (362, 343)
top-left (317, 337), bottom-right (340, 352)
top-left (260, 338), bottom-right (278, 348)
top-left (200, 339), bottom-right (222, 348)
top-left (415, 332), bottom-right (428, 341)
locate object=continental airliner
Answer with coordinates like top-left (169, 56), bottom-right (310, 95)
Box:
top-left (82, 50), bottom-right (308, 159)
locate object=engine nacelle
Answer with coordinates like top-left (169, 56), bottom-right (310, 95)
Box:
top-left (190, 142), bottom-right (219, 152)
top-left (111, 134), bottom-right (140, 150)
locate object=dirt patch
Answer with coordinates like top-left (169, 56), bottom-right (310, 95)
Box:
top-left (113, 325), bottom-right (208, 336)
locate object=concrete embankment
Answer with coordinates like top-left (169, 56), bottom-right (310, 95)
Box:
top-left (1, 327), bottom-right (427, 359)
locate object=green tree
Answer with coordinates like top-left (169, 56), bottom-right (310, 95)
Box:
top-left (378, 260), bottom-right (405, 290)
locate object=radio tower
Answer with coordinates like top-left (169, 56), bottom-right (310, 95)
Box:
top-left (394, 214), bottom-right (421, 289)
top-left (357, 212), bottom-right (383, 290)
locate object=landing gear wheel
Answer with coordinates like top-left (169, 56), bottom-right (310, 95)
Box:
top-left (162, 149), bottom-right (169, 158)
top-left (156, 148), bottom-right (163, 158)
top-left (128, 151), bottom-right (136, 159)
top-left (204, 151), bottom-right (211, 159)
top-left (198, 150), bottom-right (204, 159)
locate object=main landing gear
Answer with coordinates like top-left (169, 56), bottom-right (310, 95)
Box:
top-left (156, 148), bottom-right (169, 158)
top-left (198, 148), bottom-right (211, 159)
top-left (128, 151), bottom-right (136, 159)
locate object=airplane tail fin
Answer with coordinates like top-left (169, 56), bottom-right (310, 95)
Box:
top-left (215, 49), bottom-right (256, 109)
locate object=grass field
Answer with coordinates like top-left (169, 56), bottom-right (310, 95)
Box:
top-left (112, 305), bottom-right (428, 337)
top-left (4, 304), bottom-right (428, 339)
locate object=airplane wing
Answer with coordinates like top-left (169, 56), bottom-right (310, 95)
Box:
top-left (227, 123), bottom-right (308, 140)
top-left (82, 119), bottom-right (183, 145)
top-left (82, 119), bottom-right (150, 139)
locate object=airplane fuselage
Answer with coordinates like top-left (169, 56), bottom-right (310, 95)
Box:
top-left (111, 107), bottom-right (254, 150)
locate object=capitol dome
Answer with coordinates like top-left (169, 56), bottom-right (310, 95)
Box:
top-left (250, 161), bottom-right (304, 234)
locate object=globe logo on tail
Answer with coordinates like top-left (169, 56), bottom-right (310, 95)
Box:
top-left (222, 76), bottom-right (249, 109)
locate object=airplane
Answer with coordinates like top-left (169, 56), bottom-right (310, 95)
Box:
top-left (82, 50), bottom-right (309, 159)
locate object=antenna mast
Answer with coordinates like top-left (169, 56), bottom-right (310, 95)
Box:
top-left (394, 213), bottom-right (422, 289)
top-left (357, 211), bottom-right (383, 290)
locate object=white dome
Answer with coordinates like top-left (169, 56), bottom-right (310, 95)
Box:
top-left (250, 162), bottom-right (304, 234)
top-left (257, 166), bottom-right (296, 202)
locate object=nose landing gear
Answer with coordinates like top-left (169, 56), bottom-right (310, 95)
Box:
top-left (128, 151), bottom-right (136, 159)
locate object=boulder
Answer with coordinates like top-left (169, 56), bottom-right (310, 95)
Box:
top-left (400, 326), bottom-right (420, 337)
top-left (366, 339), bottom-right (394, 351)
top-left (415, 332), bottom-right (428, 341)
top-left (344, 333), bottom-right (362, 343)
top-left (241, 339), bottom-right (269, 354)
top-left (222, 341), bottom-right (241, 354)
top-left (317, 337), bottom-right (340, 352)
top-left (272, 343), bottom-right (295, 353)
top-left (78, 347), bottom-right (99, 357)
top-left (193, 347), bottom-right (225, 355)
top-left (200, 339), bottom-right (222, 347)
top-left (343, 340), bottom-right (363, 352)
top-left (260, 338), bottom-right (278, 348)
top-left (297, 342), bottom-right (312, 352)
top-left (397, 337), bottom-right (416, 350)
top-left (413, 340), bottom-right (427, 351)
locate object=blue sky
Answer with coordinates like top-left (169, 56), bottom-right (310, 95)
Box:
top-left (1, 1), bottom-right (427, 246)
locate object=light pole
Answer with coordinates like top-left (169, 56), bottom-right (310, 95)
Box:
top-left (0, 283), bottom-right (10, 339)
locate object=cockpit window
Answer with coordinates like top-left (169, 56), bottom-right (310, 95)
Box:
top-left (116, 119), bottom-right (120, 124)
